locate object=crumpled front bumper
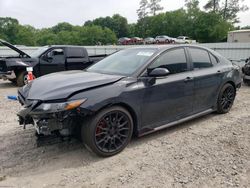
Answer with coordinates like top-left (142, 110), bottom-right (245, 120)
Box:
top-left (17, 105), bottom-right (77, 136)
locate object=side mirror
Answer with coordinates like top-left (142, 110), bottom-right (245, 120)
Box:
top-left (148, 68), bottom-right (170, 77)
top-left (47, 51), bottom-right (53, 59)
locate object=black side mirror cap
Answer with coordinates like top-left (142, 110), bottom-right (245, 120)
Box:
top-left (148, 68), bottom-right (170, 77)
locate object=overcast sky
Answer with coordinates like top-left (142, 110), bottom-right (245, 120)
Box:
top-left (0, 0), bottom-right (249, 28)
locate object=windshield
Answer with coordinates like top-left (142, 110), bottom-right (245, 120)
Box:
top-left (87, 48), bottom-right (157, 76)
top-left (30, 46), bottom-right (49, 58)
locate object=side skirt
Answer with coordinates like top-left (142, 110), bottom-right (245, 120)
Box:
top-left (138, 108), bottom-right (214, 137)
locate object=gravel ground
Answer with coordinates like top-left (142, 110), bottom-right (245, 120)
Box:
top-left (0, 80), bottom-right (249, 188)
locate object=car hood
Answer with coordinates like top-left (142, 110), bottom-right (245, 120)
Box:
top-left (26, 71), bottom-right (124, 101)
top-left (0, 39), bottom-right (30, 58)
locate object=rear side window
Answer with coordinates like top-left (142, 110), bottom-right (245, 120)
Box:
top-left (189, 48), bottom-right (212, 69)
top-left (67, 48), bottom-right (85, 58)
top-left (149, 48), bottom-right (188, 74)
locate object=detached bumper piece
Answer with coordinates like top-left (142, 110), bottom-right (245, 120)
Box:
top-left (33, 115), bottom-right (73, 136)
top-left (18, 109), bottom-right (76, 135)
top-left (18, 110), bottom-right (79, 146)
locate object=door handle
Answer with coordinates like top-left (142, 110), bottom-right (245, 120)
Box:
top-left (184, 77), bottom-right (193, 82)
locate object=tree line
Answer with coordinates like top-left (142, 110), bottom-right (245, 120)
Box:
top-left (0, 0), bottom-right (248, 46)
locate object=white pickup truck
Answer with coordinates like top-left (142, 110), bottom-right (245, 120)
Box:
top-left (174, 36), bottom-right (196, 44)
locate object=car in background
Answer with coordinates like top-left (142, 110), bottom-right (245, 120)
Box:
top-left (176, 36), bottom-right (196, 44)
top-left (18, 45), bottom-right (241, 157)
top-left (130, 37), bottom-right (143, 45)
top-left (118, 37), bottom-right (131, 45)
top-left (155, 36), bottom-right (175, 44)
top-left (0, 39), bottom-right (107, 86)
top-left (242, 57), bottom-right (250, 85)
top-left (144, 37), bottom-right (156, 44)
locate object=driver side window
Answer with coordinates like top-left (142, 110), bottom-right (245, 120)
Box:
top-left (148, 48), bottom-right (188, 74)
top-left (46, 48), bottom-right (64, 63)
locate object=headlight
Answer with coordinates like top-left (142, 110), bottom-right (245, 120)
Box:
top-left (32, 99), bottom-right (87, 114)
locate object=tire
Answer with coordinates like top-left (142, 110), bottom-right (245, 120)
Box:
top-left (165, 39), bottom-right (169, 44)
top-left (217, 83), bottom-right (236, 114)
top-left (16, 71), bottom-right (28, 87)
top-left (243, 78), bottom-right (250, 86)
top-left (81, 106), bottom-right (133, 157)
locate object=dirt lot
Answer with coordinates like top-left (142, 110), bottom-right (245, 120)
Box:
top-left (0, 80), bottom-right (249, 188)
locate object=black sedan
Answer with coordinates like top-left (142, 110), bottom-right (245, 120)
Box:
top-left (18, 45), bottom-right (241, 157)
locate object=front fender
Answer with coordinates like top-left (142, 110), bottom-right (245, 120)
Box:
top-left (7, 59), bottom-right (30, 67)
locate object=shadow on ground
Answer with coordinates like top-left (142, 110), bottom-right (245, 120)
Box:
top-left (0, 112), bottom-right (215, 177)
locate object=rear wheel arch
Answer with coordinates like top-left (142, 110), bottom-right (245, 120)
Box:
top-left (216, 82), bottom-right (236, 114)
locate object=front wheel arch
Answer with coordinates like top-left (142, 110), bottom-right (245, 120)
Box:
top-left (81, 105), bottom-right (134, 157)
top-left (92, 102), bottom-right (139, 136)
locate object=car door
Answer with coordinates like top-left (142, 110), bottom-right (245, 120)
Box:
top-left (39, 48), bottom-right (65, 76)
top-left (188, 47), bottom-right (222, 113)
top-left (140, 47), bottom-right (194, 129)
top-left (65, 47), bottom-right (90, 70)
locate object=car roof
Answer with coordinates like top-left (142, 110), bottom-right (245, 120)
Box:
top-left (126, 44), bottom-right (211, 52)
top-left (43, 45), bottom-right (85, 48)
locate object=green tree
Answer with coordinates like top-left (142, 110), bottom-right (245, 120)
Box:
top-left (203, 0), bottom-right (248, 23)
top-left (221, 0), bottom-right (248, 23)
top-left (36, 28), bottom-right (57, 46)
top-left (84, 14), bottom-right (128, 38)
top-left (137, 0), bottom-right (149, 19)
top-left (128, 23), bottom-right (137, 37)
top-left (111, 14), bottom-right (129, 37)
top-left (78, 25), bottom-right (117, 45)
top-left (204, 0), bottom-right (220, 12)
top-left (148, 0), bottom-right (163, 16)
top-left (0, 17), bottom-right (19, 43)
top-left (51, 22), bottom-right (73, 33)
top-left (15, 25), bottom-right (36, 46)
top-left (241, 26), bottom-right (250, 30)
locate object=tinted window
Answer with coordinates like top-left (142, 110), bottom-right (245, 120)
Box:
top-left (67, 48), bottom-right (85, 58)
top-left (51, 49), bottom-right (64, 56)
top-left (149, 48), bottom-right (187, 74)
top-left (47, 48), bottom-right (64, 64)
top-left (189, 48), bottom-right (212, 69)
top-left (88, 48), bottom-right (157, 76)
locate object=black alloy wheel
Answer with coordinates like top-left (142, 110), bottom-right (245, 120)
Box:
top-left (217, 83), bottom-right (236, 114)
top-left (82, 106), bottom-right (133, 157)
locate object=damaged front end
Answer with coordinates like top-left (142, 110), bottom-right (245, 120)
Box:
top-left (17, 89), bottom-right (88, 137)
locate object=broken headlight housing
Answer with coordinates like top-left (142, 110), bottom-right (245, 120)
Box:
top-left (31, 99), bottom-right (87, 114)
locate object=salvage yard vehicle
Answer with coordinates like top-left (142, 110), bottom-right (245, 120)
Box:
top-left (130, 37), bottom-right (144, 45)
top-left (118, 37), bottom-right (131, 45)
top-left (242, 57), bottom-right (250, 85)
top-left (17, 45), bottom-right (241, 157)
top-left (0, 39), bottom-right (107, 86)
top-left (155, 35), bottom-right (174, 44)
top-left (144, 37), bottom-right (156, 44)
top-left (175, 36), bottom-right (196, 44)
